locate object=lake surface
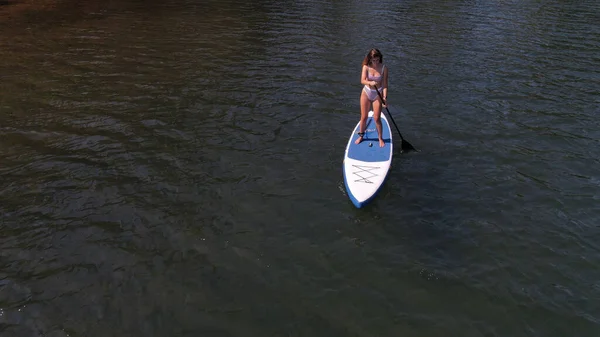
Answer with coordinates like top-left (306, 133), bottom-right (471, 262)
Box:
top-left (1, 0), bottom-right (599, 336)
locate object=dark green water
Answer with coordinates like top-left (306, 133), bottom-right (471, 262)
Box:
top-left (1, 0), bottom-right (600, 336)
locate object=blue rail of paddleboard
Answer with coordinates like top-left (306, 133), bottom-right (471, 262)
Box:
top-left (347, 117), bottom-right (392, 162)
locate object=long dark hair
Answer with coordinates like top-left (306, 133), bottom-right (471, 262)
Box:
top-left (362, 48), bottom-right (383, 66)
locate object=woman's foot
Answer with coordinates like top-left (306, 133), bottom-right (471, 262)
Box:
top-left (379, 138), bottom-right (385, 147)
top-left (355, 132), bottom-right (365, 145)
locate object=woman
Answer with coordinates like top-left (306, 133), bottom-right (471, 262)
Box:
top-left (355, 48), bottom-right (388, 148)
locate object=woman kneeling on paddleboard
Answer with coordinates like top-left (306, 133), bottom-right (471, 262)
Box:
top-left (355, 48), bottom-right (388, 148)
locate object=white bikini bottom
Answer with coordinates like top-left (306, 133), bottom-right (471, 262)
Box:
top-left (363, 85), bottom-right (383, 101)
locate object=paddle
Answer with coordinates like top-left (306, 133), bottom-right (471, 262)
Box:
top-left (374, 85), bottom-right (418, 153)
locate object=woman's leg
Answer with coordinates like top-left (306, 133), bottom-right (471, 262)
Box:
top-left (372, 99), bottom-right (385, 147)
top-left (355, 89), bottom-right (371, 144)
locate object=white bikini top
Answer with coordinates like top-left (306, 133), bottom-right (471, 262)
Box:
top-left (367, 65), bottom-right (385, 82)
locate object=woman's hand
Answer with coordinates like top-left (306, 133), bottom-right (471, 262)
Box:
top-left (370, 81), bottom-right (377, 86)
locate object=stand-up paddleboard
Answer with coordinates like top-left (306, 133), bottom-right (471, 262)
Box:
top-left (343, 110), bottom-right (393, 208)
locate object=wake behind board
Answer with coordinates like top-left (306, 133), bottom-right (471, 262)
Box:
top-left (343, 110), bottom-right (393, 208)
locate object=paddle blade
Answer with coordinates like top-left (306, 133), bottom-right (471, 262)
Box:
top-left (401, 139), bottom-right (418, 153)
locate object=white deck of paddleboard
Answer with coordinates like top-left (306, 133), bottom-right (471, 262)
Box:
top-left (343, 110), bottom-right (393, 208)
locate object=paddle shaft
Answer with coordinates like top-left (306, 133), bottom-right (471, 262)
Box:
top-left (373, 85), bottom-right (418, 152)
top-left (373, 85), bottom-right (405, 141)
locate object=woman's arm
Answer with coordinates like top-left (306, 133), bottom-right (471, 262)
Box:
top-left (361, 65), bottom-right (375, 86)
top-left (382, 66), bottom-right (389, 101)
